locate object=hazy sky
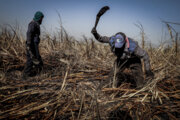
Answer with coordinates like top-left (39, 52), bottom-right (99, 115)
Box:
top-left (0, 0), bottom-right (180, 44)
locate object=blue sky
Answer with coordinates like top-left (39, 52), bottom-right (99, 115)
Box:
top-left (0, 0), bottom-right (180, 45)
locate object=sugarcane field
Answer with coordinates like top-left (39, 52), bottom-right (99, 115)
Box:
top-left (0, 1), bottom-right (180, 120)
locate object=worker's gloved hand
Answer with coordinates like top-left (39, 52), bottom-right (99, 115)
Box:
top-left (146, 70), bottom-right (154, 78)
top-left (91, 27), bottom-right (97, 34)
top-left (32, 57), bottom-right (40, 65)
top-left (91, 27), bottom-right (100, 40)
top-left (27, 45), bottom-right (34, 59)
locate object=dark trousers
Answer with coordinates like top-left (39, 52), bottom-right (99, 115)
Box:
top-left (23, 46), bottom-right (43, 77)
top-left (112, 57), bottom-right (144, 88)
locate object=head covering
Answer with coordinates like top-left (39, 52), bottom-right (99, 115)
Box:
top-left (109, 33), bottom-right (125, 52)
top-left (114, 34), bottom-right (125, 48)
top-left (33, 11), bottom-right (44, 22)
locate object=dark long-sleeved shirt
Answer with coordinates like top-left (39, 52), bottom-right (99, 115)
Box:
top-left (96, 35), bottom-right (151, 71)
top-left (26, 20), bottom-right (41, 59)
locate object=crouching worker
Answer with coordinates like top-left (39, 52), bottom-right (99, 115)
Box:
top-left (91, 27), bottom-right (154, 88)
top-left (22, 11), bottom-right (44, 79)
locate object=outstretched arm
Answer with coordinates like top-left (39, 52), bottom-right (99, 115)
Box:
top-left (91, 27), bottom-right (110, 43)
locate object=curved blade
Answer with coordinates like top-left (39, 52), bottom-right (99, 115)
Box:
top-left (97, 6), bottom-right (110, 17)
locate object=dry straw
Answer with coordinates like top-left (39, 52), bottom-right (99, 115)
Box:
top-left (0, 23), bottom-right (179, 119)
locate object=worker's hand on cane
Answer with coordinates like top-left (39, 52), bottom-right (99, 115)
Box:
top-left (91, 27), bottom-right (97, 34)
top-left (146, 70), bottom-right (154, 79)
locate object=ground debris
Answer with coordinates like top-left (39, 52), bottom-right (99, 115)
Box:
top-left (0, 27), bottom-right (180, 119)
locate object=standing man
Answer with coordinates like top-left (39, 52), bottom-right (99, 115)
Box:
top-left (91, 27), bottom-right (154, 88)
top-left (22, 11), bottom-right (44, 79)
